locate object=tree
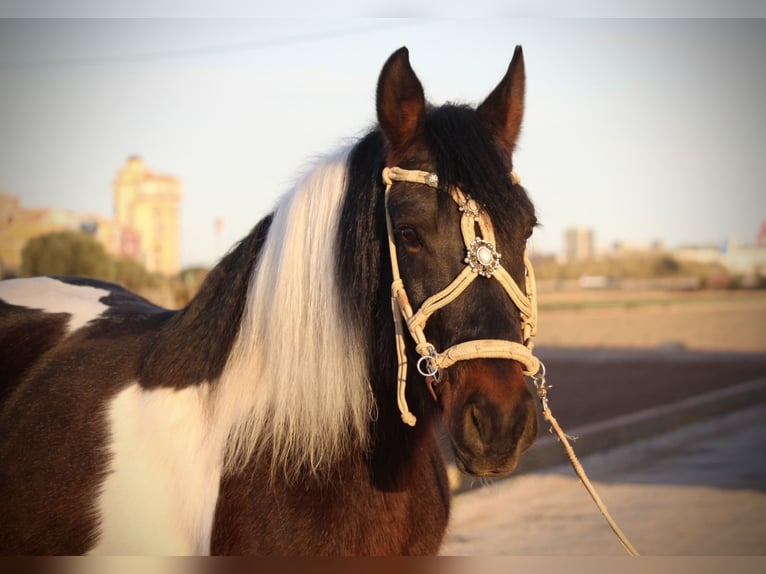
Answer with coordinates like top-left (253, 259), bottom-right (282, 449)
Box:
top-left (652, 255), bottom-right (681, 276)
top-left (21, 230), bottom-right (116, 280)
top-left (114, 256), bottom-right (160, 290)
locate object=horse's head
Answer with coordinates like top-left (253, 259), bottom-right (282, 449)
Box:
top-left (377, 47), bottom-right (539, 477)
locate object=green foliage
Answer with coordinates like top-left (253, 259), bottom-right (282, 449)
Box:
top-left (19, 230), bottom-right (212, 307)
top-left (114, 257), bottom-right (162, 290)
top-left (651, 256), bottom-right (681, 275)
top-left (20, 230), bottom-right (164, 289)
top-left (21, 230), bottom-right (116, 280)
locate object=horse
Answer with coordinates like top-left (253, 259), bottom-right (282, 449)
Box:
top-left (0, 46), bottom-right (541, 555)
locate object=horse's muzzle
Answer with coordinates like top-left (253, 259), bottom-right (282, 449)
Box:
top-left (442, 358), bottom-right (538, 477)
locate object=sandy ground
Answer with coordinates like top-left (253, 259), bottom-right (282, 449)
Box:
top-left (534, 290), bottom-right (766, 353)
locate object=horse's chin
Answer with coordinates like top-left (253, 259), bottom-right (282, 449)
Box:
top-left (450, 447), bottom-right (522, 478)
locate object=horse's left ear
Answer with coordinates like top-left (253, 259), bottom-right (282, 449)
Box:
top-left (477, 45), bottom-right (526, 156)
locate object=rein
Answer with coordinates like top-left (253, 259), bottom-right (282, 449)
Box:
top-left (382, 166), bottom-right (640, 556)
top-left (383, 166), bottom-right (539, 426)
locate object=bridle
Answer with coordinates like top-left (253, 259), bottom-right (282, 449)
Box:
top-left (382, 166), bottom-right (541, 426)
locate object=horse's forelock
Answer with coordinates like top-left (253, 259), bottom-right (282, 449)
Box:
top-left (425, 105), bottom-right (536, 246)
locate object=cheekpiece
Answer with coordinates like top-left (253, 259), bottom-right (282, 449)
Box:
top-left (465, 238), bottom-right (501, 277)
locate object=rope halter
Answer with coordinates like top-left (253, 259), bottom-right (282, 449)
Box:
top-left (383, 166), bottom-right (541, 426)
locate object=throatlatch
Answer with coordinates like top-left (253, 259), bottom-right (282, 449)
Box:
top-left (382, 166), bottom-right (541, 425)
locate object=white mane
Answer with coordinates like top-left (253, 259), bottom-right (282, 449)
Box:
top-left (215, 147), bottom-right (374, 479)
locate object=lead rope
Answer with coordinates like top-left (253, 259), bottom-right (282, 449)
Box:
top-left (532, 365), bottom-right (640, 556)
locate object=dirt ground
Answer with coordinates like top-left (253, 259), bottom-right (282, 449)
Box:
top-left (534, 289), bottom-right (766, 353)
top-left (523, 289), bottom-right (766, 431)
top-left (442, 402), bottom-right (766, 555)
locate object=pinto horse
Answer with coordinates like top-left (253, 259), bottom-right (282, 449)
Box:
top-left (0, 46), bottom-right (540, 555)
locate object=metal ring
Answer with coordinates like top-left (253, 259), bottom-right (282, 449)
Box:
top-left (416, 355), bottom-right (438, 378)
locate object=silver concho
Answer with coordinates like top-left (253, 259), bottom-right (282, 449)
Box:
top-left (465, 238), bottom-right (501, 277)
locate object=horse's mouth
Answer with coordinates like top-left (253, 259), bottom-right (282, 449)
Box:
top-left (451, 446), bottom-right (520, 478)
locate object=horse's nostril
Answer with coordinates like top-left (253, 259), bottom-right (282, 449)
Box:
top-left (465, 401), bottom-right (492, 446)
top-left (470, 405), bottom-right (482, 438)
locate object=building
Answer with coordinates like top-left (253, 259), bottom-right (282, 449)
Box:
top-left (563, 227), bottom-right (595, 262)
top-left (113, 156), bottom-right (182, 276)
top-left (0, 192), bottom-right (118, 274)
top-left (674, 238), bottom-right (766, 277)
top-left (0, 157), bottom-right (182, 277)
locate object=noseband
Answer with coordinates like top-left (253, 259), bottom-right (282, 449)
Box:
top-left (383, 166), bottom-right (541, 426)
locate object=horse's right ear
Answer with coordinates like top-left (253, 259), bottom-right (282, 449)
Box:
top-left (376, 47), bottom-right (426, 157)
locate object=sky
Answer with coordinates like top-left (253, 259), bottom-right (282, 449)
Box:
top-left (1, 17), bottom-right (765, 267)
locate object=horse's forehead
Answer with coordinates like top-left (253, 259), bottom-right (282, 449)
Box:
top-left (0, 277), bottom-right (109, 333)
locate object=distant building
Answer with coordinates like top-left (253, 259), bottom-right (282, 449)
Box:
top-left (0, 191), bottom-right (117, 274)
top-left (0, 157), bottom-right (182, 277)
top-left (611, 239), bottom-right (664, 255)
top-left (563, 227), bottom-right (595, 262)
top-left (723, 243), bottom-right (766, 275)
top-left (113, 156), bottom-right (182, 275)
top-left (673, 237), bottom-right (766, 276)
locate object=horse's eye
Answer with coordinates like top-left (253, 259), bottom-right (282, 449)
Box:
top-left (397, 226), bottom-right (422, 252)
top-left (526, 216), bottom-right (539, 239)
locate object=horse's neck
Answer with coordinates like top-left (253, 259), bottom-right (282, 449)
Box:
top-left (211, 416), bottom-right (449, 555)
top-left (140, 214), bottom-right (273, 387)
top-left (368, 410), bottom-right (442, 491)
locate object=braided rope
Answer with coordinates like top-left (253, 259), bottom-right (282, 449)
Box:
top-left (533, 368), bottom-right (640, 556)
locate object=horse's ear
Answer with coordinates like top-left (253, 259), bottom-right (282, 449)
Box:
top-left (478, 45), bottom-right (526, 156)
top-left (376, 47), bottom-right (426, 156)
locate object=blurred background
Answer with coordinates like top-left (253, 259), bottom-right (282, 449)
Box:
top-left (2, 19), bottom-right (765, 312)
top-left (1, 14), bottom-right (765, 555)
top-left (0, 18), bottom-right (766, 351)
